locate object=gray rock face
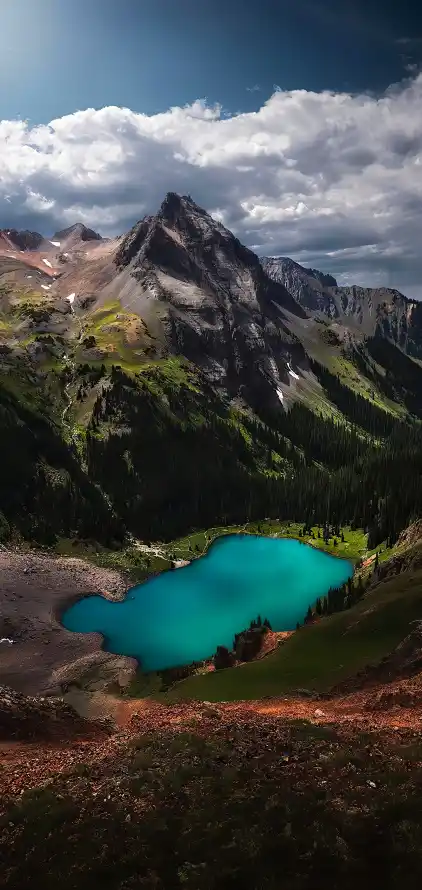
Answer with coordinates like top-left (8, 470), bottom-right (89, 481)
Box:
top-left (262, 256), bottom-right (340, 319)
top-left (114, 194), bottom-right (308, 407)
top-left (303, 267), bottom-right (337, 288)
top-left (262, 256), bottom-right (422, 358)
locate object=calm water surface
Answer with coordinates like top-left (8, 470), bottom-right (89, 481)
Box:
top-left (63, 535), bottom-right (353, 670)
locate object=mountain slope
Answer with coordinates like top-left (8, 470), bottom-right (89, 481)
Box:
top-left (4, 687), bottom-right (422, 890)
top-left (262, 254), bottom-right (422, 420)
top-left (49, 195), bottom-right (316, 411)
top-left (52, 223), bottom-right (103, 253)
top-left (0, 376), bottom-right (124, 546)
top-left (0, 229), bottom-right (46, 251)
top-left (4, 201), bottom-right (422, 890)
top-left (262, 255), bottom-right (422, 357)
top-left (3, 194), bottom-right (422, 549)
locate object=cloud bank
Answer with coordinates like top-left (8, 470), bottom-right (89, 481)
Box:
top-left (1, 74), bottom-right (422, 296)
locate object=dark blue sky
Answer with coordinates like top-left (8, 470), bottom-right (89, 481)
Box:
top-left (1, 0), bottom-right (421, 123)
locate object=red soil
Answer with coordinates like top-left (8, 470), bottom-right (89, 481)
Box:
top-left (3, 670), bottom-right (422, 807)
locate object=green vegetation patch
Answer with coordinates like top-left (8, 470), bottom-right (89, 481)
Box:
top-left (74, 301), bottom-right (158, 372)
top-left (169, 522), bottom-right (368, 563)
top-left (324, 353), bottom-right (405, 417)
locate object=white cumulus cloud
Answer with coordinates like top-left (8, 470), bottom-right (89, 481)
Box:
top-left (1, 76), bottom-right (422, 296)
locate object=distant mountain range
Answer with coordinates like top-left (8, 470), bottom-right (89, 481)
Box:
top-left (262, 255), bottom-right (422, 357)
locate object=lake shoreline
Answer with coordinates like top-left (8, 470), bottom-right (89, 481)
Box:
top-left (1, 525), bottom-right (360, 700)
top-left (63, 533), bottom-right (353, 679)
top-left (185, 525), bottom-right (364, 567)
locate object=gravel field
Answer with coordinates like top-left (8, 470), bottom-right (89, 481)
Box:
top-left (0, 550), bottom-right (136, 695)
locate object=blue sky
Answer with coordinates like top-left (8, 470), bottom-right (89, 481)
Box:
top-left (1, 0), bottom-right (421, 123)
top-left (1, 0), bottom-right (422, 296)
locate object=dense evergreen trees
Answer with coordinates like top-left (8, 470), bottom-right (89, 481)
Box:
top-left (302, 571), bottom-right (368, 625)
top-left (309, 358), bottom-right (399, 437)
top-left (0, 383), bottom-right (123, 546)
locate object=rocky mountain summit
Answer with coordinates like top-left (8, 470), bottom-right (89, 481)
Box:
top-left (4, 196), bottom-right (422, 407)
top-left (111, 193), bottom-right (308, 407)
top-left (3, 192), bottom-right (422, 548)
top-left (52, 223), bottom-right (103, 251)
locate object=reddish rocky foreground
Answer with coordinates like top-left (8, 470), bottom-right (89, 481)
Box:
top-left (2, 676), bottom-right (422, 889)
top-left (2, 670), bottom-right (422, 807)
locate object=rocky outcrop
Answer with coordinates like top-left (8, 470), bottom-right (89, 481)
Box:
top-left (0, 685), bottom-right (107, 740)
top-left (262, 256), bottom-right (341, 319)
top-left (52, 223), bottom-right (102, 251)
top-left (379, 622), bottom-right (422, 680)
top-left (365, 683), bottom-right (422, 711)
top-left (375, 534), bottom-right (422, 585)
top-left (396, 520), bottom-right (422, 550)
top-left (354, 624), bottom-right (422, 709)
top-left (303, 267), bottom-right (337, 288)
top-left (330, 618), bottom-right (422, 698)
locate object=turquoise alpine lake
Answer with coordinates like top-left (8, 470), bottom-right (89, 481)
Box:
top-left (62, 535), bottom-right (353, 671)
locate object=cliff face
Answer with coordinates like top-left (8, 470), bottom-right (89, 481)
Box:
top-left (262, 256), bottom-right (341, 319)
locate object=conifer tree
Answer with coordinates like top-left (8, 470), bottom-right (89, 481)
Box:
top-left (304, 605), bottom-right (313, 624)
